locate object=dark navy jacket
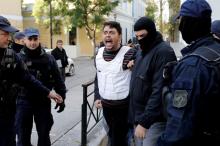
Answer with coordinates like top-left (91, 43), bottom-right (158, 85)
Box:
top-left (129, 33), bottom-right (177, 128)
top-left (18, 47), bottom-right (66, 104)
top-left (157, 36), bottom-right (220, 146)
top-left (0, 48), bottom-right (50, 111)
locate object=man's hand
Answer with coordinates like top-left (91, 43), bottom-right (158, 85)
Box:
top-left (127, 60), bottom-right (134, 70)
top-left (135, 124), bottom-right (147, 139)
top-left (55, 102), bottom-right (65, 113)
top-left (48, 91), bottom-right (63, 103)
top-left (95, 100), bottom-right (102, 109)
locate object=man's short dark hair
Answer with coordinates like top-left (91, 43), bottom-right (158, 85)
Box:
top-left (56, 40), bottom-right (63, 44)
top-left (103, 21), bottom-right (122, 35)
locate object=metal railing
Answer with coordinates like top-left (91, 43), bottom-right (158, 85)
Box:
top-left (81, 79), bottom-right (103, 146)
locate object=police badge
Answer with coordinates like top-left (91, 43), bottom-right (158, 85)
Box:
top-left (173, 90), bottom-right (188, 108)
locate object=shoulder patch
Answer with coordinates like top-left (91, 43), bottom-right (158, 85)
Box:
top-left (173, 90), bottom-right (188, 108)
top-left (181, 56), bottom-right (199, 66)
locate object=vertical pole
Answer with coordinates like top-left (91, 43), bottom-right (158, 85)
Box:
top-left (81, 85), bottom-right (87, 146)
top-left (50, 0), bottom-right (53, 49)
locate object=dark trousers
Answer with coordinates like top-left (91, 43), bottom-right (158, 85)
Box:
top-left (16, 99), bottom-right (54, 146)
top-left (0, 111), bottom-right (16, 146)
top-left (103, 105), bottom-right (129, 146)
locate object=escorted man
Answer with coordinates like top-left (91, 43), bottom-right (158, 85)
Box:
top-left (11, 31), bottom-right (25, 53)
top-left (157, 0), bottom-right (220, 146)
top-left (16, 28), bottom-right (66, 146)
top-left (128, 16), bottom-right (176, 146)
top-left (211, 20), bottom-right (220, 42)
top-left (0, 16), bottom-right (62, 146)
top-left (51, 40), bottom-right (68, 81)
top-left (94, 21), bottom-right (136, 146)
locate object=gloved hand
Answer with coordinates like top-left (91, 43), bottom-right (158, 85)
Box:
top-left (55, 102), bottom-right (65, 113)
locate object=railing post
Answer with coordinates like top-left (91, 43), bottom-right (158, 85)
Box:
top-left (81, 85), bottom-right (87, 146)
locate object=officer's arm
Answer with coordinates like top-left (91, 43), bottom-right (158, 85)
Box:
top-left (137, 47), bottom-right (176, 129)
top-left (13, 54), bottom-right (50, 97)
top-left (50, 55), bottom-right (66, 100)
top-left (157, 58), bottom-right (211, 146)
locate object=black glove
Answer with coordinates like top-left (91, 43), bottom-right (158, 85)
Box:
top-left (55, 102), bottom-right (65, 113)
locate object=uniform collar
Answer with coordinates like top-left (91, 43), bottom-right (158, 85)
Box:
top-left (181, 35), bottom-right (213, 56)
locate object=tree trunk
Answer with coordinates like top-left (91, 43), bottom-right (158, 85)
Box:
top-left (159, 0), bottom-right (163, 33)
top-left (168, 0), bottom-right (180, 42)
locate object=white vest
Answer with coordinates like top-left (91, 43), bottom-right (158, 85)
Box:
top-left (96, 46), bottom-right (131, 100)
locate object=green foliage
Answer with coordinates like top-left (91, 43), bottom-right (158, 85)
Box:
top-left (32, 0), bottom-right (63, 35)
top-left (145, 0), bottom-right (158, 22)
top-left (32, 0), bottom-right (119, 48)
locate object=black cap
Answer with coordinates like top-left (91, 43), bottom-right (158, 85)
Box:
top-left (0, 16), bottom-right (19, 32)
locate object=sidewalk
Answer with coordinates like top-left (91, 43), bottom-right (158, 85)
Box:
top-left (52, 118), bottom-right (107, 146)
top-left (30, 57), bottom-right (107, 146)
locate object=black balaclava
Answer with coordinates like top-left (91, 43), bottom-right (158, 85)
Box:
top-left (134, 17), bottom-right (157, 51)
top-left (179, 14), bottom-right (211, 44)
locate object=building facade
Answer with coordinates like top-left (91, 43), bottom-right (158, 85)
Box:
top-left (0, 0), bottom-right (146, 57)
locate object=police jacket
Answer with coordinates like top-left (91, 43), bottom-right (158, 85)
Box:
top-left (18, 46), bottom-right (66, 104)
top-left (11, 42), bottom-right (23, 53)
top-left (157, 35), bottom-right (220, 146)
top-left (51, 47), bottom-right (68, 68)
top-left (0, 48), bottom-right (50, 110)
top-left (128, 33), bottom-right (176, 129)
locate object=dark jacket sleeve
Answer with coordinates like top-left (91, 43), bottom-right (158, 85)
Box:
top-left (13, 54), bottom-right (50, 97)
top-left (94, 74), bottom-right (101, 101)
top-left (49, 55), bottom-right (66, 100)
top-left (138, 44), bottom-right (177, 128)
top-left (51, 49), bottom-right (58, 60)
top-left (94, 54), bottom-right (101, 101)
top-left (63, 49), bottom-right (69, 67)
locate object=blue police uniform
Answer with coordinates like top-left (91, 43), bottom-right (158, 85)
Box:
top-left (0, 48), bottom-right (50, 146)
top-left (157, 36), bottom-right (220, 146)
top-left (0, 15), bottom-right (53, 146)
top-left (16, 46), bottom-right (66, 146)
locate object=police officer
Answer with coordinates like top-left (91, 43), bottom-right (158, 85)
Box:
top-left (11, 31), bottom-right (25, 53)
top-left (157, 0), bottom-right (220, 146)
top-left (0, 16), bottom-right (62, 146)
top-left (211, 20), bottom-right (220, 43)
top-left (16, 28), bottom-right (66, 146)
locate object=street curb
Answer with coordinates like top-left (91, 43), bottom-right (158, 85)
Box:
top-left (87, 119), bottom-right (107, 146)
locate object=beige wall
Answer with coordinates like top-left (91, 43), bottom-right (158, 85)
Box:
top-left (0, 0), bottom-right (101, 57)
top-left (0, 0), bottom-right (22, 16)
top-left (78, 28), bottom-right (103, 56)
top-left (78, 28), bottom-right (93, 56)
top-left (0, 0), bottom-right (23, 31)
